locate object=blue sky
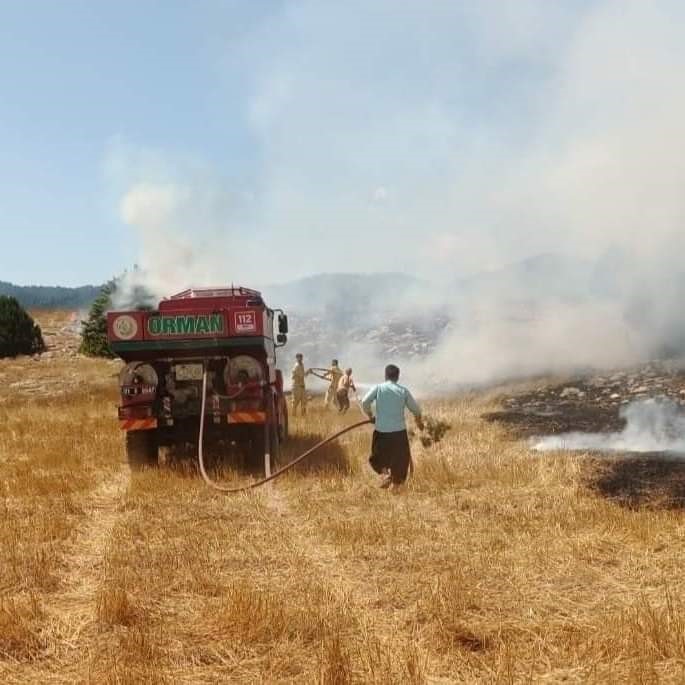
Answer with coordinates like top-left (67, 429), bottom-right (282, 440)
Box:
top-left (1, 1), bottom-right (684, 290)
top-left (0, 1), bottom-right (273, 285)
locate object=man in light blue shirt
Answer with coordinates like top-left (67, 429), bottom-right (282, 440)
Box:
top-left (362, 364), bottom-right (423, 489)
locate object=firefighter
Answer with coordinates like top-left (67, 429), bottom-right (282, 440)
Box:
top-left (323, 359), bottom-right (344, 409)
top-left (362, 364), bottom-right (423, 492)
top-left (291, 353), bottom-right (309, 416)
top-left (336, 368), bottom-right (356, 413)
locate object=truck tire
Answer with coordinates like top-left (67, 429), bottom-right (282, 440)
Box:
top-left (126, 430), bottom-right (158, 470)
top-left (246, 428), bottom-right (266, 471)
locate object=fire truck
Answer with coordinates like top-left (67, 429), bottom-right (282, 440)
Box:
top-left (106, 287), bottom-right (289, 474)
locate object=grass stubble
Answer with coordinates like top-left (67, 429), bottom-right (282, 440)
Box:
top-left (1, 311), bottom-right (685, 682)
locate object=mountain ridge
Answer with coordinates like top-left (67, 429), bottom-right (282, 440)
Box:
top-left (0, 280), bottom-right (101, 309)
top-left (2, 254), bottom-right (604, 311)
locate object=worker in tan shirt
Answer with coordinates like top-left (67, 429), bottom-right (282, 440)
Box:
top-left (291, 353), bottom-right (309, 416)
top-left (323, 359), bottom-right (344, 409)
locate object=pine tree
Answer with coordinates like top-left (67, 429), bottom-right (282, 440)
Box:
top-left (79, 281), bottom-right (116, 358)
top-left (79, 274), bottom-right (155, 358)
top-left (0, 296), bottom-right (45, 357)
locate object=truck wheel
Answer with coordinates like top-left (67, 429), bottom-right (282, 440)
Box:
top-left (247, 429), bottom-right (266, 471)
top-left (126, 430), bottom-right (158, 470)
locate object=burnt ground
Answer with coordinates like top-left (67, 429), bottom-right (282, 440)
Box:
top-left (582, 454), bottom-right (685, 510)
top-left (482, 361), bottom-right (685, 508)
top-left (483, 403), bottom-right (623, 438)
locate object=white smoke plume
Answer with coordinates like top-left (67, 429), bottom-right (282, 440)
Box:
top-left (533, 400), bottom-right (685, 454)
top-left (107, 1), bottom-right (685, 389)
top-left (107, 163), bottom-right (261, 308)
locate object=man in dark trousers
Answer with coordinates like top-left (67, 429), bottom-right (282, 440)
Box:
top-left (362, 364), bottom-right (423, 491)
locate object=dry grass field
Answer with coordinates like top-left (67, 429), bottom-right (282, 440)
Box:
top-left (2, 311), bottom-right (685, 683)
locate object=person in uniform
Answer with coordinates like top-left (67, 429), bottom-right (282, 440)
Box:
top-left (336, 368), bottom-right (356, 413)
top-left (291, 353), bottom-right (309, 416)
top-left (362, 364), bottom-right (423, 491)
top-left (324, 359), bottom-right (344, 409)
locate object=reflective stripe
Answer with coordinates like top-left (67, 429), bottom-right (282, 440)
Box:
top-left (227, 411), bottom-right (266, 424)
top-left (120, 418), bottom-right (158, 431)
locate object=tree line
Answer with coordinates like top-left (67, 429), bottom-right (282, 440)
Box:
top-left (0, 280), bottom-right (101, 309)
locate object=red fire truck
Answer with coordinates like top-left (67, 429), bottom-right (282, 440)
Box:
top-left (106, 287), bottom-right (289, 474)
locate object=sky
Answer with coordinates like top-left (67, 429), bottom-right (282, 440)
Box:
top-left (1, 1), bottom-right (685, 290)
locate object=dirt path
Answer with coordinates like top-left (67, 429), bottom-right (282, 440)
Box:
top-left (43, 467), bottom-right (130, 661)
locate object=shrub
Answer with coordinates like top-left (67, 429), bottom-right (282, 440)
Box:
top-left (79, 281), bottom-right (115, 358)
top-left (0, 296), bottom-right (45, 358)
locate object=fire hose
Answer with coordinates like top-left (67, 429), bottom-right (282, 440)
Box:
top-left (197, 366), bottom-right (372, 493)
top-left (307, 367), bottom-right (331, 381)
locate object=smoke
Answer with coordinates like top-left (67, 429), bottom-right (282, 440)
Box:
top-left (107, 1), bottom-right (685, 388)
top-left (533, 400), bottom-right (685, 454)
top-left (107, 175), bottom-right (258, 307)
